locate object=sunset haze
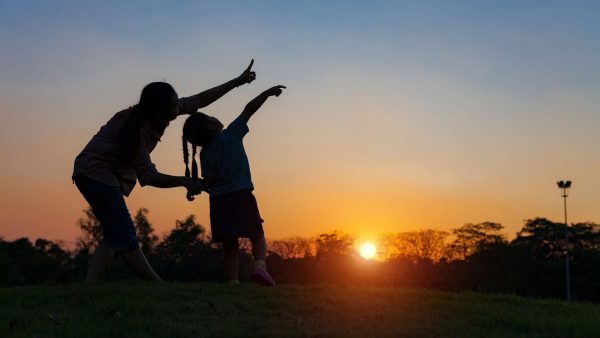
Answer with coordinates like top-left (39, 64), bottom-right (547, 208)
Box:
top-left (1, 1), bottom-right (599, 245)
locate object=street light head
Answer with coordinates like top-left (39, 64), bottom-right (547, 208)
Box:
top-left (565, 181), bottom-right (572, 188)
top-left (557, 181), bottom-right (564, 188)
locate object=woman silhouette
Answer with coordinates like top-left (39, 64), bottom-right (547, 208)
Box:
top-left (72, 61), bottom-right (256, 282)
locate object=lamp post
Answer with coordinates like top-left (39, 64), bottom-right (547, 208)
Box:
top-left (557, 180), bottom-right (571, 301)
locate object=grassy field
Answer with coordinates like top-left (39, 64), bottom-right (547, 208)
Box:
top-left (1, 283), bottom-right (600, 337)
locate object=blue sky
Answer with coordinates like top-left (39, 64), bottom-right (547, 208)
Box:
top-left (1, 1), bottom-right (599, 242)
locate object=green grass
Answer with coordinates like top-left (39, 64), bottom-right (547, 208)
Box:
top-left (1, 283), bottom-right (600, 338)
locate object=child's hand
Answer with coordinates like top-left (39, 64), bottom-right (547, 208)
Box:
top-left (186, 180), bottom-right (204, 201)
top-left (264, 85), bottom-right (286, 97)
top-left (235, 59), bottom-right (256, 86)
top-left (239, 85), bottom-right (286, 122)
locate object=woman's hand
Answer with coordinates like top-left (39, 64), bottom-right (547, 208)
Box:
top-left (234, 59), bottom-right (257, 86)
top-left (186, 180), bottom-right (204, 201)
top-left (183, 59), bottom-right (257, 111)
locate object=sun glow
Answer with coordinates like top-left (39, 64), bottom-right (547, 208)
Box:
top-left (359, 242), bottom-right (377, 260)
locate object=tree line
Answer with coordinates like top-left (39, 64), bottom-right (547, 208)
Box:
top-left (2, 207), bottom-right (600, 302)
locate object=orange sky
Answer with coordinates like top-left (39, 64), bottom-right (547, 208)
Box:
top-left (1, 2), bottom-right (600, 246)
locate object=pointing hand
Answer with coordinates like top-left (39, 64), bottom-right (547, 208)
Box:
top-left (235, 59), bottom-right (256, 86)
top-left (264, 85), bottom-right (286, 97)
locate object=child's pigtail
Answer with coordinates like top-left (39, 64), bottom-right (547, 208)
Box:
top-left (182, 136), bottom-right (190, 178)
top-left (191, 145), bottom-right (198, 182)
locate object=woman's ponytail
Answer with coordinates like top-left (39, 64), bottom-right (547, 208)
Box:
top-left (118, 105), bottom-right (143, 163)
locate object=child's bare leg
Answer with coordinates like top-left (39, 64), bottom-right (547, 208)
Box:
top-left (251, 235), bottom-right (267, 261)
top-left (249, 235), bottom-right (275, 285)
top-left (121, 248), bottom-right (164, 282)
top-left (223, 238), bottom-right (239, 282)
top-left (85, 243), bottom-right (114, 283)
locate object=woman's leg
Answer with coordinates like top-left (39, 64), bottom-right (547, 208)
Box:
top-left (121, 249), bottom-right (164, 282)
top-left (85, 243), bottom-right (114, 282)
top-left (86, 245), bottom-right (163, 282)
top-left (222, 238), bottom-right (239, 282)
top-left (75, 175), bottom-right (162, 283)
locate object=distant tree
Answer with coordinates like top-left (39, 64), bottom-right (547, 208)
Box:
top-left (568, 222), bottom-right (600, 300)
top-left (312, 231), bottom-right (356, 284)
top-left (35, 239), bottom-right (71, 264)
top-left (508, 218), bottom-right (600, 299)
top-left (383, 230), bottom-right (450, 263)
top-left (512, 218), bottom-right (565, 260)
top-left (0, 237), bottom-right (72, 285)
top-left (34, 238), bottom-right (72, 283)
top-left (158, 215), bottom-right (206, 262)
top-left (76, 206), bottom-right (102, 253)
top-left (153, 215), bottom-right (222, 282)
top-left (450, 222), bottom-right (506, 259)
top-left (269, 236), bottom-right (316, 259)
top-left (315, 231), bottom-right (355, 259)
top-left (0, 238), bottom-right (14, 286)
top-left (569, 222), bottom-right (600, 252)
top-left (133, 208), bottom-right (158, 255)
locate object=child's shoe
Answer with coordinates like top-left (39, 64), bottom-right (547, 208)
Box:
top-left (250, 268), bottom-right (276, 286)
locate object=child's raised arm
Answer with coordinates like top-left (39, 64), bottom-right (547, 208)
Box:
top-left (240, 85), bottom-right (286, 122)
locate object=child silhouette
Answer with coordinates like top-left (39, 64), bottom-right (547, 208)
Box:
top-left (182, 84), bottom-right (286, 285)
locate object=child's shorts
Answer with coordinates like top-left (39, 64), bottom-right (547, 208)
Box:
top-left (209, 189), bottom-right (265, 243)
top-left (74, 174), bottom-right (140, 253)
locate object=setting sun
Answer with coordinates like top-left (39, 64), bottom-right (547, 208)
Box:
top-left (359, 242), bottom-right (377, 260)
